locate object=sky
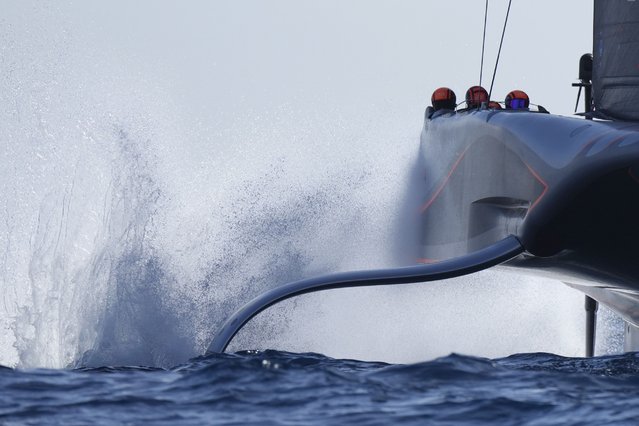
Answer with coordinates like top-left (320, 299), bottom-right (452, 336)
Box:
top-left (5, 0), bottom-right (593, 120)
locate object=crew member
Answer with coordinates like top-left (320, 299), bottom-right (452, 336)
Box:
top-left (465, 86), bottom-right (489, 109)
top-left (426, 87), bottom-right (457, 119)
top-left (431, 87), bottom-right (457, 111)
top-left (505, 90), bottom-right (530, 110)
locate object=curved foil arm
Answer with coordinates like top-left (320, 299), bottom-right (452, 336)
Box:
top-left (206, 235), bottom-right (524, 354)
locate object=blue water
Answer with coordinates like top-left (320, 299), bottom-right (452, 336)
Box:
top-left (2, 350), bottom-right (639, 425)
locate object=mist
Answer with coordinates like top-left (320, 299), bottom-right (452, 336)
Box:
top-left (1, 1), bottom-right (617, 369)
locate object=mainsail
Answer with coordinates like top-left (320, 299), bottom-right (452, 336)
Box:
top-left (593, 0), bottom-right (639, 121)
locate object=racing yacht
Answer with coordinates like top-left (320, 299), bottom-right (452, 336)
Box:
top-left (207, 0), bottom-right (639, 356)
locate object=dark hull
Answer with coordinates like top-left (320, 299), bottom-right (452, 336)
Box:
top-left (420, 110), bottom-right (639, 325)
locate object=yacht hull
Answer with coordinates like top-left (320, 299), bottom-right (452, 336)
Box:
top-left (421, 109), bottom-right (639, 326)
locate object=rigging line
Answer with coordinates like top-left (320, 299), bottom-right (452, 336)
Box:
top-left (488, 0), bottom-right (512, 101)
top-left (479, 0), bottom-right (489, 87)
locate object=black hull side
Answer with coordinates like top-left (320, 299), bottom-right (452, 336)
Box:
top-left (420, 110), bottom-right (639, 321)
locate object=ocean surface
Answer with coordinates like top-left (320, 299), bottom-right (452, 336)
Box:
top-left (2, 350), bottom-right (639, 425)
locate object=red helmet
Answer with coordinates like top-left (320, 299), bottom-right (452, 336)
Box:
top-left (431, 87), bottom-right (456, 111)
top-left (505, 90), bottom-right (530, 109)
top-left (488, 101), bottom-right (502, 110)
top-left (465, 86), bottom-right (488, 108)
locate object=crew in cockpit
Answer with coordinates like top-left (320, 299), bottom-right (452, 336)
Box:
top-left (465, 86), bottom-right (489, 109)
top-left (505, 90), bottom-right (530, 110)
top-left (426, 87), bottom-right (457, 119)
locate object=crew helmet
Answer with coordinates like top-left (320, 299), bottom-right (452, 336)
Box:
top-left (431, 87), bottom-right (457, 111)
top-left (465, 86), bottom-right (488, 108)
top-left (505, 90), bottom-right (530, 110)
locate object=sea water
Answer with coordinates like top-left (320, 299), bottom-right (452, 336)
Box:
top-left (2, 1), bottom-right (635, 424)
top-left (3, 351), bottom-right (639, 425)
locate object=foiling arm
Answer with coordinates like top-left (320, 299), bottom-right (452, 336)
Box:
top-left (206, 235), bottom-right (524, 354)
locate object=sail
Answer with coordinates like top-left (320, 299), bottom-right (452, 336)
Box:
top-left (593, 0), bottom-right (639, 121)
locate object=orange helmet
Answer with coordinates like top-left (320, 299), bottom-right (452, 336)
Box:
top-left (505, 90), bottom-right (530, 109)
top-left (431, 87), bottom-right (456, 111)
top-left (488, 101), bottom-right (502, 110)
top-left (465, 86), bottom-right (488, 108)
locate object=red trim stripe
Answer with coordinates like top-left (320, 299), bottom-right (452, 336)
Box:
top-left (419, 147), bottom-right (470, 214)
top-left (524, 162), bottom-right (548, 212)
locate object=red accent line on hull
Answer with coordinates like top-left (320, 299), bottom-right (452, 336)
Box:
top-left (418, 147), bottom-right (548, 219)
top-left (419, 148), bottom-right (470, 214)
top-left (417, 258), bottom-right (440, 264)
top-left (524, 162), bottom-right (548, 212)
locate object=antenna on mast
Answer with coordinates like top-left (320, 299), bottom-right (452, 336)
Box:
top-left (572, 53), bottom-right (593, 117)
